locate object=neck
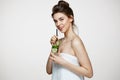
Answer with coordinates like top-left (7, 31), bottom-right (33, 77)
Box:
top-left (64, 24), bottom-right (76, 40)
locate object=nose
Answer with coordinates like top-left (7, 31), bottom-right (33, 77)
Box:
top-left (56, 21), bottom-right (61, 27)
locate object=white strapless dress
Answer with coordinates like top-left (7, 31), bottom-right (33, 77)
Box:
top-left (52, 53), bottom-right (84, 80)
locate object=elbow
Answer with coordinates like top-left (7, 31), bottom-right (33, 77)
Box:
top-left (87, 73), bottom-right (93, 78)
top-left (86, 70), bottom-right (93, 78)
top-left (47, 72), bottom-right (52, 75)
top-left (46, 66), bottom-right (52, 75)
top-left (46, 70), bottom-right (52, 75)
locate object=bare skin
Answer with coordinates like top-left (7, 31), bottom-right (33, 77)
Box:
top-left (46, 12), bottom-right (93, 78)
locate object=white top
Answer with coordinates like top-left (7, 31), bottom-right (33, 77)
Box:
top-left (52, 53), bottom-right (84, 80)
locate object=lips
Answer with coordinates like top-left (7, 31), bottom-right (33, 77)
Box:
top-left (58, 26), bottom-right (64, 31)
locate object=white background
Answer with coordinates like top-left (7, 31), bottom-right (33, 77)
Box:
top-left (0, 0), bottom-right (120, 80)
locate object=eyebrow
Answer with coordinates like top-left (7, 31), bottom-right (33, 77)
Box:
top-left (53, 16), bottom-right (64, 21)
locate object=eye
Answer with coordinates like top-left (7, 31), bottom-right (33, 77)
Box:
top-left (59, 17), bottom-right (64, 21)
top-left (54, 19), bottom-right (57, 23)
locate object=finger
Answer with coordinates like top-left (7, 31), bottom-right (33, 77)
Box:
top-left (52, 36), bottom-right (57, 41)
top-left (50, 41), bottom-right (55, 45)
top-left (50, 38), bottom-right (56, 45)
top-left (54, 35), bottom-right (58, 40)
top-left (50, 53), bottom-right (56, 61)
top-left (52, 35), bottom-right (58, 40)
top-left (49, 56), bottom-right (55, 61)
top-left (51, 37), bottom-right (56, 42)
top-left (50, 53), bottom-right (56, 58)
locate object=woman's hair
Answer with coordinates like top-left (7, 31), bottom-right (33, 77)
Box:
top-left (51, 0), bottom-right (79, 35)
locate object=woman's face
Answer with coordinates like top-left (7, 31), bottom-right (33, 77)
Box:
top-left (53, 12), bottom-right (73, 33)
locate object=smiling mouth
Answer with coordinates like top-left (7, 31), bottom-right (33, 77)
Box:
top-left (58, 28), bottom-right (62, 31)
top-left (58, 26), bottom-right (64, 31)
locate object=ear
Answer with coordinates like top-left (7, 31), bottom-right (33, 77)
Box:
top-left (69, 15), bottom-right (73, 23)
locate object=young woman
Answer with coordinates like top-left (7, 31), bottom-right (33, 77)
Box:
top-left (46, 0), bottom-right (93, 80)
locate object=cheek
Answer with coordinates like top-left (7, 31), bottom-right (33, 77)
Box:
top-left (64, 19), bottom-right (69, 25)
top-left (65, 20), bottom-right (71, 27)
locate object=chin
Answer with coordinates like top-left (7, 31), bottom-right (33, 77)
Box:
top-left (59, 31), bottom-right (64, 33)
top-left (60, 29), bottom-right (66, 33)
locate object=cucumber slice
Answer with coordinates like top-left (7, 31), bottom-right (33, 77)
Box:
top-left (51, 48), bottom-right (58, 53)
top-left (51, 40), bottom-right (61, 53)
top-left (56, 40), bottom-right (60, 46)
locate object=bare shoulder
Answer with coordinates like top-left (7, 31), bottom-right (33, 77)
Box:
top-left (72, 35), bottom-right (83, 46)
top-left (71, 35), bottom-right (87, 56)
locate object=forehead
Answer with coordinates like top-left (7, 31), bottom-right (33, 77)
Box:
top-left (53, 12), bottom-right (68, 20)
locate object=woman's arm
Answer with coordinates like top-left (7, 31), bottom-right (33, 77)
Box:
top-left (69, 37), bottom-right (93, 78)
top-left (46, 35), bottom-right (58, 74)
top-left (46, 52), bottom-right (53, 74)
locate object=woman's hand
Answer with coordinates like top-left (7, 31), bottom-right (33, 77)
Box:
top-left (49, 53), bottom-right (65, 65)
top-left (50, 35), bottom-right (58, 45)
